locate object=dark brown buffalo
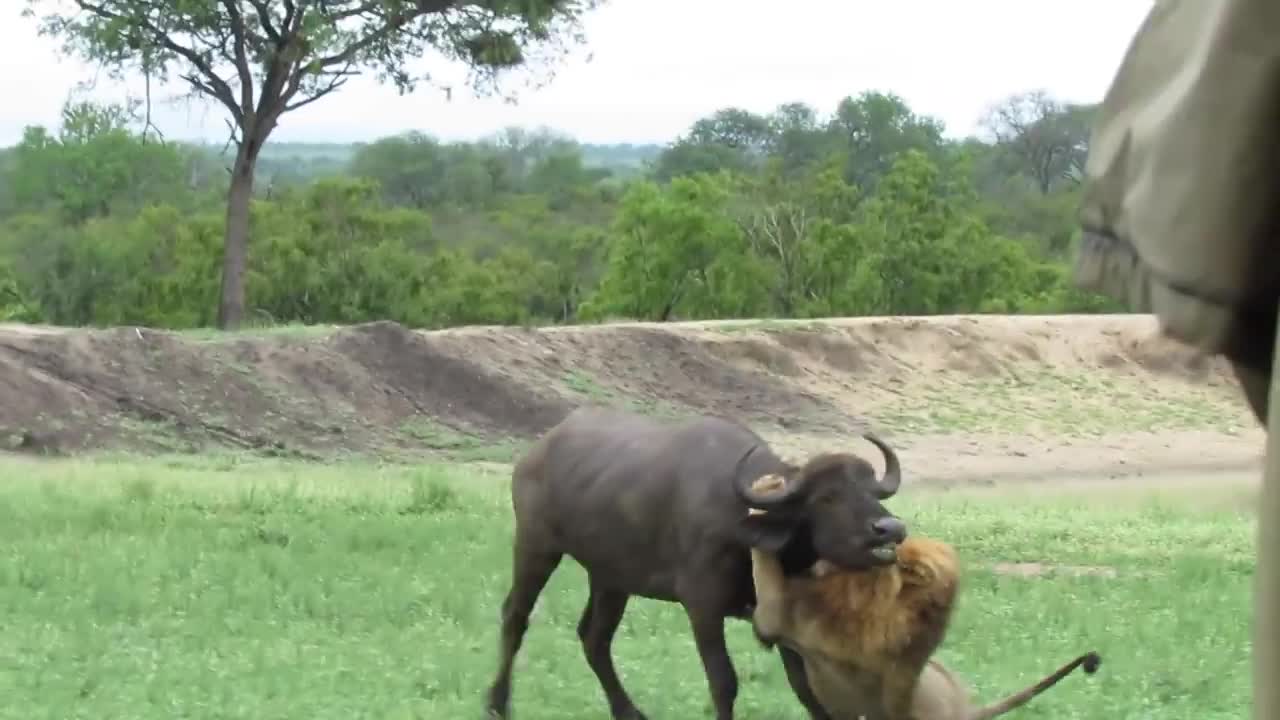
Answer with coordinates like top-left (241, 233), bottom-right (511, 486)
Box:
top-left (484, 406), bottom-right (908, 720)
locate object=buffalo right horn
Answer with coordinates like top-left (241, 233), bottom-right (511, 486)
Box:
top-left (862, 432), bottom-right (902, 499)
top-left (732, 444), bottom-right (811, 508)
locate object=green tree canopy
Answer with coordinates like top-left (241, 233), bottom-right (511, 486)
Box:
top-left (0, 85), bottom-right (1123, 331)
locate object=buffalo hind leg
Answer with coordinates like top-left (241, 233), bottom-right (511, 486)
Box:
top-left (578, 580), bottom-right (647, 720)
top-left (485, 539), bottom-right (563, 719)
top-left (684, 604), bottom-right (738, 720)
top-left (778, 644), bottom-right (834, 720)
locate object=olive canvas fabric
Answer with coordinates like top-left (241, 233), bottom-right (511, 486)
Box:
top-left (1071, 1), bottom-right (1280, 715)
top-left (1073, 0), bottom-right (1280, 422)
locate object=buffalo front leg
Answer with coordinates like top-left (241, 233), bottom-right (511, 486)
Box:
top-left (778, 645), bottom-right (833, 720)
top-left (684, 605), bottom-right (739, 720)
top-left (485, 539), bottom-right (563, 719)
top-left (578, 580), bottom-right (647, 720)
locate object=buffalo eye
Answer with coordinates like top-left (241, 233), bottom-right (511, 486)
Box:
top-left (815, 491), bottom-right (841, 505)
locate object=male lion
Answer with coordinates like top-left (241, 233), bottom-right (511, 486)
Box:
top-left (747, 484), bottom-right (1100, 720)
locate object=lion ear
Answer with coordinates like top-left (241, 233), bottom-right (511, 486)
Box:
top-left (749, 473), bottom-right (789, 496)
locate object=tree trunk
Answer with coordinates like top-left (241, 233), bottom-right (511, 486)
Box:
top-left (217, 142), bottom-right (261, 330)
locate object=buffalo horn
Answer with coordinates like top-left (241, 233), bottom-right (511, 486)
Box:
top-left (862, 432), bottom-right (902, 499)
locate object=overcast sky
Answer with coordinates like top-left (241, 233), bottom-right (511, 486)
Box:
top-left (1, 1), bottom-right (1153, 147)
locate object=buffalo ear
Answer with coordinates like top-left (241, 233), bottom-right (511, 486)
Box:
top-left (734, 514), bottom-right (795, 553)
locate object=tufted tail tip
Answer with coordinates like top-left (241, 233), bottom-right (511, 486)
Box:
top-left (1082, 651), bottom-right (1102, 674)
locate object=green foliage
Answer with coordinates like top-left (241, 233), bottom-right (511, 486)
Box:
top-left (8, 101), bottom-right (190, 223)
top-left (0, 87), bottom-right (1123, 330)
top-left (24, 1), bottom-right (598, 105)
top-left (585, 174), bottom-right (769, 321)
top-left (9, 205), bottom-right (223, 327)
top-left (0, 257), bottom-right (38, 322)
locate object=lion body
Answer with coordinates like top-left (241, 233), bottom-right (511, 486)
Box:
top-left (751, 534), bottom-right (1098, 720)
top-left (752, 536), bottom-right (960, 719)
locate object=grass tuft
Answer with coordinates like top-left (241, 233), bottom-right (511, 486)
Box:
top-left (404, 469), bottom-right (463, 516)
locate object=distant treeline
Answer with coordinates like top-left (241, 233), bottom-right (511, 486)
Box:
top-left (244, 139), bottom-right (664, 189)
top-left (0, 89), bottom-right (1118, 329)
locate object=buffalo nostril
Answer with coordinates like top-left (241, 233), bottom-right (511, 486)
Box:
top-left (871, 517), bottom-right (907, 542)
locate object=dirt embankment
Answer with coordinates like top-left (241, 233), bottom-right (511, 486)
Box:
top-left (0, 315), bottom-right (1264, 483)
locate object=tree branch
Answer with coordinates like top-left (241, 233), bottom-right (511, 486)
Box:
top-left (313, 0), bottom-right (462, 69)
top-left (73, 0), bottom-right (244, 123)
top-left (283, 68), bottom-right (355, 112)
top-left (178, 72), bottom-right (235, 109)
top-left (221, 0), bottom-right (256, 113)
top-left (318, 0), bottom-right (382, 21)
top-left (281, 0), bottom-right (297, 37)
top-left (140, 58), bottom-right (165, 144)
top-left (253, 6), bottom-right (309, 126)
top-left (245, 0), bottom-right (282, 42)
top-left (220, 117), bottom-right (242, 162)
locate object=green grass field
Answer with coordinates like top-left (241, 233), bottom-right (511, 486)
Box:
top-left (0, 455), bottom-right (1256, 719)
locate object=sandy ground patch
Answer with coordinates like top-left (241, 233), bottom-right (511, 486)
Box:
top-left (0, 314), bottom-right (1260, 489)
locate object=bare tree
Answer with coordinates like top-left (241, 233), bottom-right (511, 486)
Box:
top-left (980, 90), bottom-right (1094, 195)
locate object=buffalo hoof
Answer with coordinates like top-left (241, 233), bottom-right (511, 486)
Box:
top-left (615, 708), bottom-right (648, 720)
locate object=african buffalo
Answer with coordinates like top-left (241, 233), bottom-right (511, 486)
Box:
top-left (483, 405), bottom-right (908, 720)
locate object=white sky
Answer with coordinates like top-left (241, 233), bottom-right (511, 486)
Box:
top-left (0, 1), bottom-right (1153, 146)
